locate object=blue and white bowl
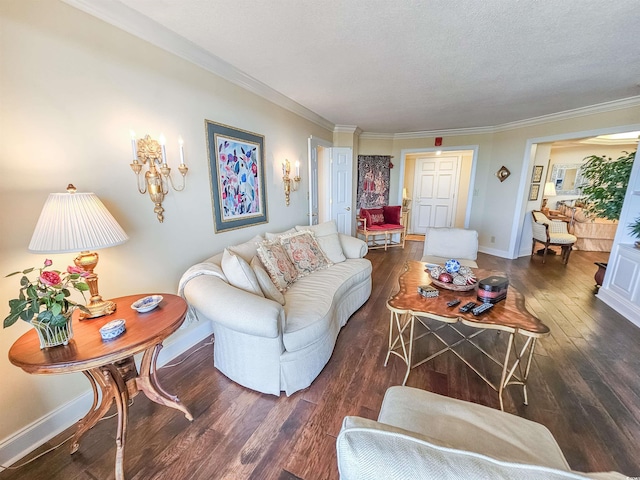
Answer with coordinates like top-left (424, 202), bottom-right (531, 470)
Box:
top-left (100, 319), bottom-right (126, 341)
top-left (131, 295), bottom-right (163, 313)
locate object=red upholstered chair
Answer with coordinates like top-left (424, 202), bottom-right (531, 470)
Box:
top-left (357, 206), bottom-right (406, 251)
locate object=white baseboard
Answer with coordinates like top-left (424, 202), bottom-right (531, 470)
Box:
top-left (478, 246), bottom-right (511, 259)
top-left (0, 320), bottom-right (214, 469)
top-left (596, 288), bottom-right (640, 329)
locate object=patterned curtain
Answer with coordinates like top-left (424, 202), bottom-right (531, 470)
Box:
top-left (357, 155), bottom-right (391, 209)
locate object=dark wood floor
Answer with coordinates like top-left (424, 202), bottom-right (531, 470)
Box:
top-left (2, 241), bottom-right (640, 479)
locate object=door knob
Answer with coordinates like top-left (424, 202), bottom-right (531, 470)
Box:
top-left (345, 207), bottom-right (351, 211)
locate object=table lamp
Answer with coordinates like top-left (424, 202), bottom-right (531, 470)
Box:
top-left (541, 181), bottom-right (557, 215)
top-left (28, 184), bottom-right (129, 319)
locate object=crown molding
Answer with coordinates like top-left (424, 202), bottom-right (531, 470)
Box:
top-left (61, 0), bottom-right (335, 132)
top-left (360, 96), bottom-right (640, 140)
top-left (358, 132), bottom-right (396, 140)
top-left (494, 96), bottom-right (640, 133)
top-left (333, 125), bottom-right (362, 135)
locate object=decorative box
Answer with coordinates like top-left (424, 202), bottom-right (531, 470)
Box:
top-left (477, 276), bottom-right (509, 304)
top-left (418, 284), bottom-right (439, 298)
top-left (99, 319), bottom-right (126, 341)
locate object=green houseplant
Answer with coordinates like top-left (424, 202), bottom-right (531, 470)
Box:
top-left (4, 259), bottom-right (90, 347)
top-left (629, 216), bottom-right (640, 247)
top-left (579, 150), bottom-right (636, 220)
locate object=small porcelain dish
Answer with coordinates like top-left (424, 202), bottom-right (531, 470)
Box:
top-left (131, 295), bottom-right (163, 313)
top-left (100, 319), bottom-right (126, 341)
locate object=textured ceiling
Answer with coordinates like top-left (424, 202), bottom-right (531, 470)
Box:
top-left (104, 1), bottom-right (640, 133)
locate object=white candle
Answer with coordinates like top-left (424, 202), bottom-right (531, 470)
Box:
top-left (282, 162), bottom-right (285, 176)
top-left (178, 136), bottom-right (185, 165)
top-left (295, 160), bottom-right (300, 177)
top-left (130, 130), bottom-right (137, 161)
top-left (159, 134), bottom-right (167, 165)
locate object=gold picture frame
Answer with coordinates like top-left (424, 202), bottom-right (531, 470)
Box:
top-left (528, 183), bottom-right (540, 201)
top-left (531, 165), bottom-right (544, 183)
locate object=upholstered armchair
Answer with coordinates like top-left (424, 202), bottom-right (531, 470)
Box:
top-left (531, 211), bottom-right (577, 264)
top-left (421, 227), bottom-right (479, 267)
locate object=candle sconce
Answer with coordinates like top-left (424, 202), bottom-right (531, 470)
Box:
top-left (282, 159), bottom-right (300, 206)
top-left (129, 132), bottom-right (188, 222)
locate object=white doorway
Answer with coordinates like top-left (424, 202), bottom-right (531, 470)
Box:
top-left (331, 147), bottom-right (353, 235)
top-left (308, 137), bottom-right (353, 235)
top-left (411, 154), bottom-right (461, 233)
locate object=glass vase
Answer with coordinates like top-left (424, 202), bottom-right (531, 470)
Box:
top-left (30, 310), bottom-right (74, 349)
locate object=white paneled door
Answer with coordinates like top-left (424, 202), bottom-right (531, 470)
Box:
top-left (412, 155), bottom-right (461, 234)
top-left (331, 147), bottom-right (353, 236)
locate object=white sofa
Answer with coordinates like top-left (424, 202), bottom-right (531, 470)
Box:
top-left (337, 386), bottom-right (626, 480)
top-left (180, 222), bottom-right (372, 396)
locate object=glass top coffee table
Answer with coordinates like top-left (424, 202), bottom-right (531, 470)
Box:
top-left (385, 261), bottom-right (550, 411)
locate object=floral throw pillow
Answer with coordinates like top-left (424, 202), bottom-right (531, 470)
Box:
top-left (256, 240), bottom-right (298, 292)
top-left (279, 231), bottom-right (332, 278)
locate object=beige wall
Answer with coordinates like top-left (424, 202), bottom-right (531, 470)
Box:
top-left (0, 0), bottom-right (332, 445)
top-left (360, 111), bottom-right (640, 255)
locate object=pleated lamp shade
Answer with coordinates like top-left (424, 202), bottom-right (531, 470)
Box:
top-left (29, 188), bottom-right (128, 253)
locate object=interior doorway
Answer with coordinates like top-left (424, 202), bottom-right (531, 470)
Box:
top-left (308, 137), bottom-right (353, 235)
top-left (517, 130), bottom-right (640, 258)
top-left (400, 147), bottom-right (477, 234)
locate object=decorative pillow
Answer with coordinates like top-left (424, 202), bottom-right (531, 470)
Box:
top-left (220, 249), bottom-right (264, 297)
top-left (256, 241), bottom-right (298, 292)
top-left (295, 221), bottom-right (346, 263)
top-left (383, 205), bottom-right (402, 225)
top-left (250, 257), bottom-right (286, 305)
top-left (264, 228), bottom-right (296, 242)
top-left (279, 230), bottom-right (332, 277)
top-left (228, 234), bottom-right (264, 263)
top-left (362, 208), bottom-right (385, 226)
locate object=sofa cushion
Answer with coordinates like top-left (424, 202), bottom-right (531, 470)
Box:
top-left (221, 249), bottom-right (264, 297)
top-left (282, 258), bottom-right (371, 352)
top-left (228, 234), bottom-right (264, 263)
top-left (295, 221), bottom-right (346, 264)
top-left (250, 256), bottom-right (285, 305)
top-left (337, 416), bottom-right (620, 480)
top-left (280, 230), bottom-right (332, 278)
top-left (264, 228), bottom-right (296, 242)
top-left (378, 386), bottom-right (570, 470)
top-left (383, 205), bottom-right (402, 225)
top-left (256, 240), bottom-right (298, 292)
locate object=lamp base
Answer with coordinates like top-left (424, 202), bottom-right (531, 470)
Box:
top-left (80, 299), bottom-right (117, 320)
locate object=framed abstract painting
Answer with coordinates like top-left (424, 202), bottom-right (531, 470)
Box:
top-left (205, 120), bottom-right (268, 233)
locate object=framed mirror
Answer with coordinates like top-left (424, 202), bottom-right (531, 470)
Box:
top-left (550, 163), bottom-right (586, 195)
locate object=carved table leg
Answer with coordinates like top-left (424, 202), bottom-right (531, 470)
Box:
top-left (136, 344), bottom-right (193, 421)
top-left (101, 364), bottom-right (129, 480)
top-left (71, 368), bottom-right (116, 454)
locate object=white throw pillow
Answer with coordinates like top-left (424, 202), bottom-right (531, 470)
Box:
top-left (228, 234), bottom-right (264, 263)
top-left (264, 228), bottom-right (296, 242)
top-left (220, 249), bottom-right (264, 297)
top-left (250, 257), bottom-right (286, 305)
top-left (295, 221), bottom-right (346, 263)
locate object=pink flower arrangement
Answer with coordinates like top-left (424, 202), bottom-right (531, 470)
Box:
top-left (4, 259), bottom-right (90, 329)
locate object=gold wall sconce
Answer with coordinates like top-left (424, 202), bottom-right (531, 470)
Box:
top-left (282, 159), bottom-right (301, 206)
top-left (129, 131), bottom-right (188, 222)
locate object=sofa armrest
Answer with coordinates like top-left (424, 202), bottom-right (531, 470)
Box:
top-left (337, 416), bottom-right (628, 480)
top-left (183, 275), bottom-right (283, 338)
top-left (339, 233), bottom-right (368, 258)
